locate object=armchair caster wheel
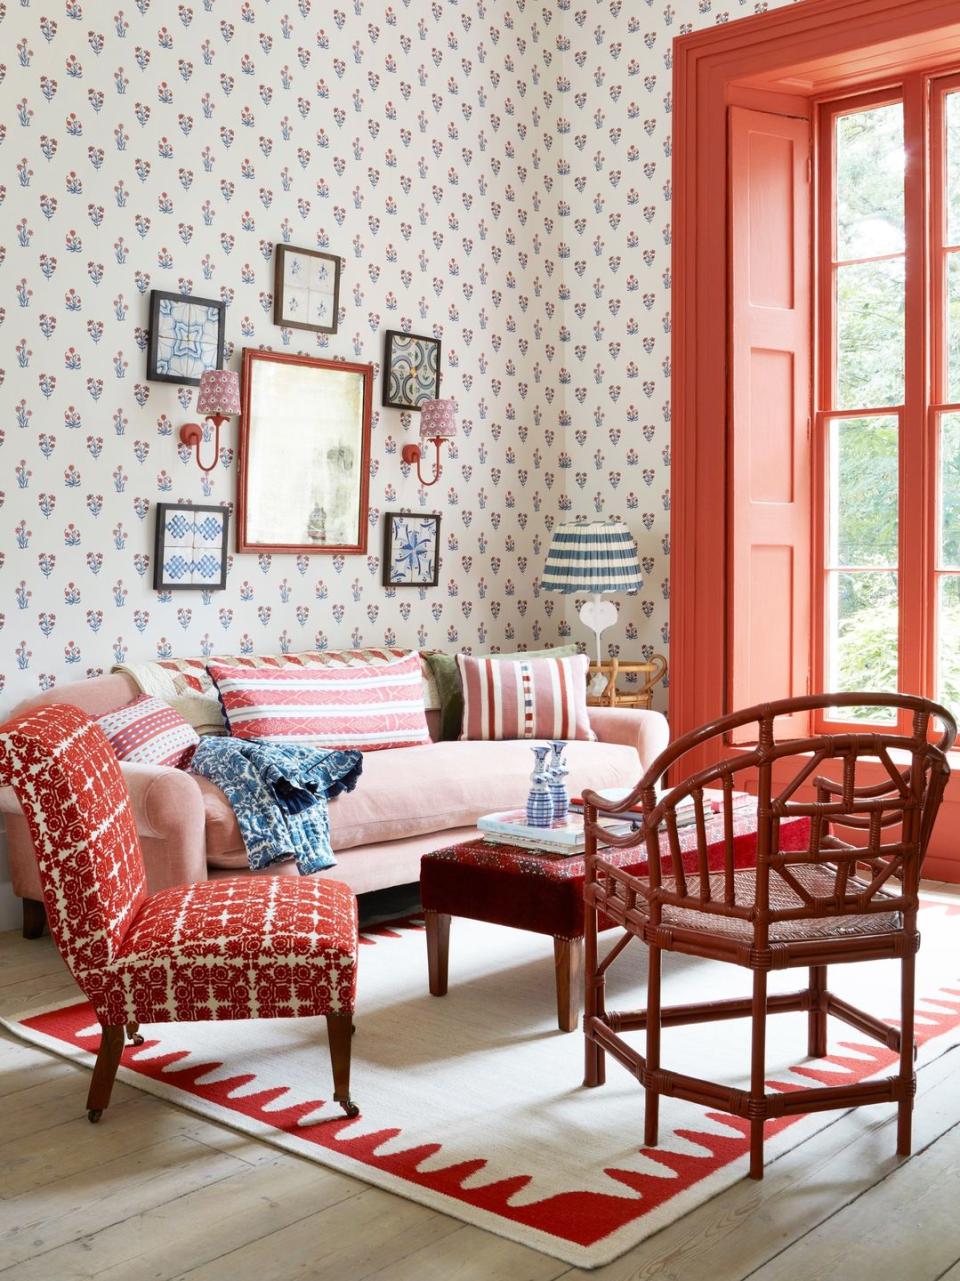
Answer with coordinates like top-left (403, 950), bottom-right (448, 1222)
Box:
top-left (128, 1033), bottom-right (145, 1046)
top-left (339, 1099), bottom-right (360, 1119)
top-left (87, 1109), bottom-right (103, 1123)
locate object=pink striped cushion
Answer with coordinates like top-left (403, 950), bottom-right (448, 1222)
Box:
top-left (208, 652), bottom-right (431, 751)
top-left (97, 695), bottom-right (199, 769)
top-left (457, 652), bottom-right (595, 742)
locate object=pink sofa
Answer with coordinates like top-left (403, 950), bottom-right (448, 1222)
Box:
top-left (0, 671), bottom-right (669, 937)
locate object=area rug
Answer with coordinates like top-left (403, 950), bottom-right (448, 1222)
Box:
top-left (5, 896), bottom-right (960, 1269)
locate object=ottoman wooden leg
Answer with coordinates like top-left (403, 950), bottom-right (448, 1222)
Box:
top-left (326, 1012), bottom-right (359, 1119)
top-left (425, 910), bottom-right (451, 997)
top-left (554, 936), bottom-right (583, 1033)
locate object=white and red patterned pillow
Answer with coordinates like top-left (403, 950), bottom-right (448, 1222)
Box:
top-left (208, 652), bottom-right (432, 751)
top-left (457, 651), bottom-right (595, 742)
top-left (97, 695), bottom-right (200, 769)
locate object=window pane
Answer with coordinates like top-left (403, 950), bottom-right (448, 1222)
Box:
top-left (947, 254), bottom-right (960, 404)
top-left (947, 92), bottom-right (960, 247)
top-left (938, 576), bottom-right (960, 711)
top-left (942, 413), bottom-right (960, 569)
top-left (828, 415), bottom-right (898, 567)
top-left (836, 103), bottom-right (905, 261)
top-left (826, 570), bottom-right (899, 722)
top-left (836, 258), bottom-right (905, 409)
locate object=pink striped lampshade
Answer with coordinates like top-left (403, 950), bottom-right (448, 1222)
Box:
top-left (419, 398), bottom-right (457, 439)
top-left (196, 369), bottom-right (241, 417)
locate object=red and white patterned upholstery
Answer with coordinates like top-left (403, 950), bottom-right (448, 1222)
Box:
top-left (208, 652), bottom-right (431, 750)
top-left (97, 694), bottom-right (199, 769)
top-left (0, 704), bottom-right (358, 1029)
top-left (457, 651), bottom-right (595, 742)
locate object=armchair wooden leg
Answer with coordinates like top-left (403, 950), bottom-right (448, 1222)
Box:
top-left (22, 897), bottom-right (46, 940)
top-left (644, 945), bottom-right (662, 1147)
top-left (326, 1012), bottom-right (359, 1119)
top-left (86, 1025), bottom-right (125, 1122)
top-left (126, 1021), bottom-right (144, 1046)
top-left (807, 965), bottom-right (827, 1058)
top-left (897, 948), bottom-right (916, 1156)
top-left (425, 910), bottom-right (450, 997)
top-left (554, 936), bottom-right (582, 1033)
top-left (749, 970), bottom-right (768, 1180)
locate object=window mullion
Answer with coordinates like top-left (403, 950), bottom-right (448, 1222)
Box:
top-left (899, 73), bottom-right (931, 707)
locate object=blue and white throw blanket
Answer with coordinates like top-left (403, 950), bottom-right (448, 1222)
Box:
top-left (190, 738), bottom-right (363, 875)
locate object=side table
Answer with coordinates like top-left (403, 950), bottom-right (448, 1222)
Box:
top-left (586, 655), bottom-right (667, 710)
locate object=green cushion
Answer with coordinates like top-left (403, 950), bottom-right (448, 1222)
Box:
top-left (425, 645), bottom-right (580, 741)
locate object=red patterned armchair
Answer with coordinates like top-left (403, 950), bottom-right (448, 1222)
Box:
top-left (0, 703), bottom-right (360, 1122)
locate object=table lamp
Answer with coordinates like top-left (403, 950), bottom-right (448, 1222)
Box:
top-left (541, 519), bottom-right (644, 694)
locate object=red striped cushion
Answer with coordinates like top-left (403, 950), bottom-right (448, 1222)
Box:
top-left (97, 695), bottom-right (199, 769)
top-left (457, 652), bottom-right (595, 742)
top-left (208, 652), bottom-right (431, 751)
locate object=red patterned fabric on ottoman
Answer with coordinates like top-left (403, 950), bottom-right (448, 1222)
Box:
top-left (421, 801), bottom-right (810, 1032)
top-left (0, 702), bottom-right (360, 1121)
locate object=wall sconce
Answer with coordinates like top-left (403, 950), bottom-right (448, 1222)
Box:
top-left (400, 397), bottom-right (457, 487)
top-left (179, 369), bottom-right (242, 473)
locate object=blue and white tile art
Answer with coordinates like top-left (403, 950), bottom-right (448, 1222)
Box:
top-left (150, 294), bottom-right (225, 385)
top-left (156, 506), bottom-right (228, 591)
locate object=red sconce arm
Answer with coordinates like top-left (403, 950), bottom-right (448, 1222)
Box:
top-left (179, 413), bottom-right (228, 474)
top-left (400, 435), bottom-right (447, 487)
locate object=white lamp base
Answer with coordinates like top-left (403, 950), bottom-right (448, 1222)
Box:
top-left (578, 594), bottom-right (618, 694)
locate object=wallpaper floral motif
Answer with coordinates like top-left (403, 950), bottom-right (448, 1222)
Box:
top-left (0, 0), bottom-right (799, 920)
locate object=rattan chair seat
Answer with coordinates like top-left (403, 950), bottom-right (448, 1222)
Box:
top-left (609, 862), bottom-right (902, 942)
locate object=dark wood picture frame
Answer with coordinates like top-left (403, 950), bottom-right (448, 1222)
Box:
top-left (273, 244), bottom-right (341, 335)
top-left (146, 290), bottom-right (226, 387)
top-left (236, 348), bottom-right (373, 556)
top-left (153, 502), bottom-right (230, 591)
top-left (381, 329), bottom-right (442, 410)
top-left (382, 511), bottom-right (442, 587)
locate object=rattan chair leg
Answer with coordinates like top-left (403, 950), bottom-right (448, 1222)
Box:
top-left (86, 1024), bottom-right (125, 1121)
top-left (807, 965), bottom-right (827, 1058)
top-left (583, 896), bottom-right (605, 1087)
top-left (644, 945), bottom-right (662, 1147)
top-left (749, 970), bottom-right (768, 1180)
top-left (897, 949), bottom-right (916, 1156)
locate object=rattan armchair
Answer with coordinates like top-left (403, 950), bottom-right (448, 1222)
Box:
top-left (581, 692), bottom-right (956, 1180)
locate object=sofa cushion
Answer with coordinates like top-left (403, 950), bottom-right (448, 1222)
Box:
top-left (204, 737), bottom-right (641, 868)
top-left (97, 694), bottom-right (199, 769)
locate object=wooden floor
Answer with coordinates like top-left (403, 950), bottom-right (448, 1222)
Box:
top-left (2, 888), bottom-right (959, 1281)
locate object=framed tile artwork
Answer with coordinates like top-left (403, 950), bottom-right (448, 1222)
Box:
top-left (273, 244), bottom-right (341, 335)
top-left (382, 511), bottom-right (441, 587)
top-left (382, 330), bottom-right (442, 410)
top-left (147, 291), bottom-right (226, 387)
top-left (153, 503), bottom-right (230, 591)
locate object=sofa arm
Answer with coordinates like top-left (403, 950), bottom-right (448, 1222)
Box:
top-left (0, 762), bottom-right (208, 897)
top-left (588, 707), bottom-right (670, 772)
top-left (120, 763), bottom-right (208, 890)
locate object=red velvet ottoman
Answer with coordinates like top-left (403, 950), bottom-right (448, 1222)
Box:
top-left (420, 804), bottom-right (809, 1032)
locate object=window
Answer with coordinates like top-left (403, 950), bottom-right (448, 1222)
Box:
top-left (817, 75), bottom-right (960, 727)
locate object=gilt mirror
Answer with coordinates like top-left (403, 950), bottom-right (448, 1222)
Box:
top-left (237, 349), bottom-right (373, 554)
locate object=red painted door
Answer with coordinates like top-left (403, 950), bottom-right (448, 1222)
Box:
top-left (728, 106), bottom-right (813, 734)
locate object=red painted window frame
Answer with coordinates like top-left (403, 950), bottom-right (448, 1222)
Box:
top-left (671, 0), bottom-right (960, 882)
top-left (813, 69), bottom-right (960, 736)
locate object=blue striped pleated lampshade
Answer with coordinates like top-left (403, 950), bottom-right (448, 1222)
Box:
top-left (540, 520), bottom-right (643, 594)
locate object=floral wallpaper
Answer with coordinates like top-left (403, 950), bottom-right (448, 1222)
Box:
top-left (0, 0), bottom-right (797, 922)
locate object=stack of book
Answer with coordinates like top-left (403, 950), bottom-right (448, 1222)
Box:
top-left (476, 809), bottom-right (639, 857)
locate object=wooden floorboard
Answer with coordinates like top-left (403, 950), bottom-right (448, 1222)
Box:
top-left (2, 885), bottom-right (959, 1281)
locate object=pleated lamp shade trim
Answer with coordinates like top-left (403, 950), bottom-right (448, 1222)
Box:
top-left (541, 520), bottom-right (643, 594)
